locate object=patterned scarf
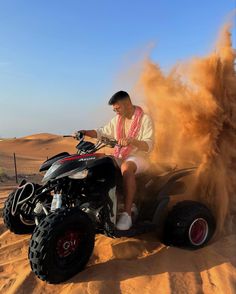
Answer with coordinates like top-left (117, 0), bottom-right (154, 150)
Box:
top-left (114, 106), bottom-right (144, 159)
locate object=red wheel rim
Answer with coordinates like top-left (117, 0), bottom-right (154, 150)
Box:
top-left (189, 218), bottom-right (208, 246)
top-left (56, 230), bottom-right (81, 258)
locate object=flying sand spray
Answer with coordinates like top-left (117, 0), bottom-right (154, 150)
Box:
top-left (140, 23), bottom-right (236, 236)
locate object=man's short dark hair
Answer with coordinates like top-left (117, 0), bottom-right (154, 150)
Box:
top-left (108, 91), bottom-right (130, 105)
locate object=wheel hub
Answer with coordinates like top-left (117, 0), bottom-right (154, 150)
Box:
top-left (56, 230), bottom-right (80, 258)
top-left (189, 218), bottom-right (209, 246)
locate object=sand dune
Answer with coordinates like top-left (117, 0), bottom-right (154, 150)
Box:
top-left (0, 133), bottom-right (235, 293)
top-left (0, 134), bottom-right (77, 179)
top-left (0, 133), bottom-right (76, 158)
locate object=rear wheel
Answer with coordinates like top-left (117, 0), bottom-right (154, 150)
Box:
top-left (29, 207), bottom-right (95, 284)
top-left (163, 200), bottom-right (216, 248)
top-left (3, 192), bottom-right (35, 234)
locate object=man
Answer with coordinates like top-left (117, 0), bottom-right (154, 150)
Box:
top-left (74, 91), bottom-right (154, 230)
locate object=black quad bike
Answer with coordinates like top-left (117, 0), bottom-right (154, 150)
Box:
top-left (3, 133), bottom-right (216, 283)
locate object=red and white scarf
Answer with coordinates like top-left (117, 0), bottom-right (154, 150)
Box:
top-left (114, 106), bottom-right (144, 159)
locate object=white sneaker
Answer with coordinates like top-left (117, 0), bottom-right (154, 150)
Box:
top-left (116, 212), bottom-right (132, 230)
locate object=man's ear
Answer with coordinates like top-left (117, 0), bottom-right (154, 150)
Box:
top-left (124, 98), bottom-right (131, 107)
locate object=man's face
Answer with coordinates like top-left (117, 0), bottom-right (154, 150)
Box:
top-left (112, 101), bottom-right (126, 116)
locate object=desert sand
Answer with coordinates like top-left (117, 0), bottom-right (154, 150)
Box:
top-left (0, 134), bottom-right (235, 294)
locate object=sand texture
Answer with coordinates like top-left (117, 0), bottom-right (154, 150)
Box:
top-left (0, 134), bottom-right (235, 294)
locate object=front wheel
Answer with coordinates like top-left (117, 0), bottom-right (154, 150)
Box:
top-left (163, 200), bottom-right (216, 249)
top-left (29, 207), bottom-right (95, 284)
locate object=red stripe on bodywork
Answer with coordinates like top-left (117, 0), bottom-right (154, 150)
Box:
top-left (60, 153), bottom-right (104, 163)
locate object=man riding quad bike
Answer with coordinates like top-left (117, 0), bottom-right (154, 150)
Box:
top-left (3, 132), bottom-right (216, 284)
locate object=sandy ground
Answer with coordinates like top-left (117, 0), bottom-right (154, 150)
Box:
top-left (0, 134), bottom-right (235, 294)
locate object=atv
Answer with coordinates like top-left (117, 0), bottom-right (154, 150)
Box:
top-left (3, 132), bottom-right (216, 283)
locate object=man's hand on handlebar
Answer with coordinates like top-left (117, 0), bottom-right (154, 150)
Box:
top-left (68, 132), bottom-right (135, 148)
top-left (71, 131), bottom-right (85, 140)
top-left (100, 136), bottom-right (118, 148)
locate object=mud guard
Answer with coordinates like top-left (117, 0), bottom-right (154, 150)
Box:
top-left (39, 152), bottom-right (70, 172)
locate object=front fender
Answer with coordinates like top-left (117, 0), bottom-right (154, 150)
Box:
top-left (39, 152), bottom-right (70, 172)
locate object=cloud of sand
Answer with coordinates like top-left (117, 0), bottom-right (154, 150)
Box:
top-left (138, 23), bottom-right (236, 236)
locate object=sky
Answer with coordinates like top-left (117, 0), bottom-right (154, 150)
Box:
top-left (0, 0), bottom-right (235, 138)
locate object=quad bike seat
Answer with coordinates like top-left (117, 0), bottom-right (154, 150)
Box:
top-left (135, 162), bottom-right (176, 186)
top-left (150, 162), bottom-right (176, 175)
top-left (116, 161), bottom-right (176, 196)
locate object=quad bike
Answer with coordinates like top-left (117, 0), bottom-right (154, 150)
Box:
top-left (3, 132), bottom-right (216, 283)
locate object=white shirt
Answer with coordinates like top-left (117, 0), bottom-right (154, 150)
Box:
top-left (96, 113), bottom-right (154, 157)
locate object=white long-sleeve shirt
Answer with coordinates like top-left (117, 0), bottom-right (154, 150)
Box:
top-left (96, 113), bottom-right (154, 157)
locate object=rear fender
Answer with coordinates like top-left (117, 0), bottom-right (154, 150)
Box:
top-left (152, 197), bottom-right (169, 225)
top-left (150, 168), bottom-right (196, 225)
top-left (157, 167), bottom-right (196, 198)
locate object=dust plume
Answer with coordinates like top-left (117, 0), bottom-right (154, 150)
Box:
top-left (139, 23), bottom-right (236, 235)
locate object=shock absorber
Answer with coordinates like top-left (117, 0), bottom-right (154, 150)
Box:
top-left (34, 202), bottom-right (43, 214)
top-left (51, 193), bottom-right (62, 211)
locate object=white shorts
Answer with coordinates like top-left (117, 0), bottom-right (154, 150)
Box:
top-left (115, 156), bottom-right (150, 174)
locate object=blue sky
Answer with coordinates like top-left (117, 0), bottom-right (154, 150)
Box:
top-left (0, 0), bottom-right (235, 137)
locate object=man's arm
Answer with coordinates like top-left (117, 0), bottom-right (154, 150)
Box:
top-left (96, 117), bottom-right (116, 140)
top-left (138, 114), bottom-right (154, 152)
top-left (119, 114), bottom-right (154, 152)
top-left (79, 130), bottom-right (97, 138)
top-left (119, 138), bottom-right (149, 152)
top-left (130, 139), bottom-right (149, 152)
top-left (75, 117), bottom-right (116, 140)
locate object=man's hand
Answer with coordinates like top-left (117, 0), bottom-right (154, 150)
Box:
top-left (72, 130), bottom-right (97, 139)
top-left (72, 130), bottom-right (85, 138)
top-left (71, 131), bottom-right (78, 138)
top-left (118, 138), bottom-right (149, 152)
top-left (118, 138), bottom-right (135, 147)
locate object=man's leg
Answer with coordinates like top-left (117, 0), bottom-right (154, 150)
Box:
top-left (116, 161), bottom-right (137, 230)
top-left (121, 161), bottom-right (137, 215)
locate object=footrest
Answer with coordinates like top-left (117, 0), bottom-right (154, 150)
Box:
top-left (113, 222), bottom-right (156, 237)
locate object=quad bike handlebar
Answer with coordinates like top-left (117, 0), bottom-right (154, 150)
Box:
top-left (63, 131), bottom-right (84, 141)
top-left (100, 136), bottom-right (118, 148)
top-left (63, 133), bottom-right (118, 149)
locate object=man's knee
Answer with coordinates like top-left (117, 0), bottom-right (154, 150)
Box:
top-left (121, 161), bottom-right (137, 175)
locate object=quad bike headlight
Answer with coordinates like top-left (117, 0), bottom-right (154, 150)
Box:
top-left (68, 169), bottom-right (88, 179)
top-left (42, 163), bottom-right (61, 183)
